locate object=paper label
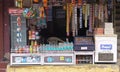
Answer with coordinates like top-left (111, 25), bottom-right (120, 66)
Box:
top-left (81, 47), bottom-right (87, 50)
top-left (60, 56), bottom-right (64, 61)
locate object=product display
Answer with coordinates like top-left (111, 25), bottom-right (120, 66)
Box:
top-left (11, 42), bottom-right (74, 54)
top-left (10, 0), bottom-right (116, 66)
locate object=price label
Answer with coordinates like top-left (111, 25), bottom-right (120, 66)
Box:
top-left (81, 47), bottom-right (87, 50)
top-left (60, 56), bottom-right (64, 61)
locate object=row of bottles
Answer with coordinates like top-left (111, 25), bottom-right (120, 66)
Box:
top-left (12, 41), bottom-right (39, 53)
top-left (42, 42), bottom-right (73, 52)
top-left (11, 41), bottom-right (74, 53)
top-left (28, 30), bottom-right (40, 40)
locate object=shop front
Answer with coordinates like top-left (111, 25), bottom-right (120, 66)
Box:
top-left (1, 0), bottom-right (119, 72)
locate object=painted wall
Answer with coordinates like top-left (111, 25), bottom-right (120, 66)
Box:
top-left (0, 1), bottom-right (4, 60)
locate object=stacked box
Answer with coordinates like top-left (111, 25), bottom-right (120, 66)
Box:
top-left (74, 36), bottom-right (95, 51)
top-left (105, 22), bottom-right (113, 28)
top-left (94, 28), bottom-right (104, 35)
top-left (104, 30), bottom-right (114, 34)
top-left (104, 22), bottom-right (114, 35)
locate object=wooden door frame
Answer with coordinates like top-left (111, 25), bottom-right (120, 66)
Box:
top-left (0, 1), bottom-right (4, 61)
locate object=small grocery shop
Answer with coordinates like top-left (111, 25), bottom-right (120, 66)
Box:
top-left (9, 0), bottom-right (117, 65)
top-left (0, 0), bottom-right (119, 72)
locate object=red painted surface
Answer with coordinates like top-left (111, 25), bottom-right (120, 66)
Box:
top-left (0, 0), bottom-right (14, 67)
top-left (0, 61), bottom-right (8, 68)
top-left (3, 0), bottom-right (14, 53)
top-left (0, 61), bottom-right (8, 72)
top-left (0, 0), bottom-right (14, 68)
top-left (0, 1), bottom-right (4, 60)
top-left (0, 70), bottom-right (6, 72)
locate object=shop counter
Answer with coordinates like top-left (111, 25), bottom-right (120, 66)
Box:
top-left (7, 64), bottom-right (119, 72)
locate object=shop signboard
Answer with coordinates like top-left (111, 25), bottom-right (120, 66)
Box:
top-left (9, 8), bottom-right (27, 51)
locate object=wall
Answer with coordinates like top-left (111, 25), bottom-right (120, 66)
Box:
top-left (3, 0), bottom-right (14, 54)
top-left (0, 1), bottom-right (4, 60)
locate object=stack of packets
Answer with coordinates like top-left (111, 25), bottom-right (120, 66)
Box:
top-left (94, 28), bottom-right (104, 35)
top-left (104, 22), bottom-right (114, 35)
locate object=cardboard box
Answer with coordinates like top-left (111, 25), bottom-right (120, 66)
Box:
top-left (104, 30), bottom-right (114, 35)
top-left (104, 22), bottom-right (113, 29)
top-left (104, 28), bottom-right (114, 31)
top-left (94, 28), bottom-right (104, 35)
